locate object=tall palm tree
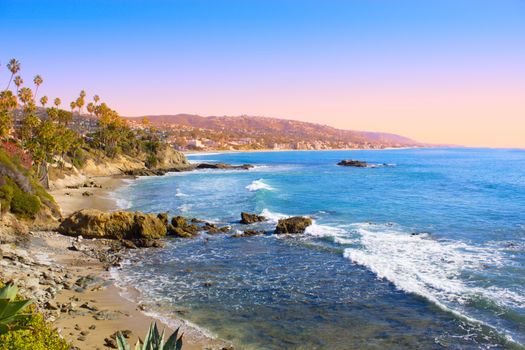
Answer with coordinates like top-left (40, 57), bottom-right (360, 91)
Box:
top-left (70, 101), bottom-right (77, 113)
top-left (14, 75), bottom-right (23, 94)
top-left (40, 95), bottom-right (48, 108)
top-left (5, 58), bottom-right (21, 91)
top-left (54, 97), bottom-right (61, 108)
top-left (33, 75), bottom-right (43, 99)
top-left (93, 94), bottom-right (100, 105)
top-left (76, 90), bottom-right (86, 114)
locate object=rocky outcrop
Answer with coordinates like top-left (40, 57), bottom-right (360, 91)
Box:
top-left (240, 212), bottom-right (266, 224)
top-left (274, 216), bottom-right (313, 234)
top-left (196, 163), bottom-right (253, 170)
top-left (58, 209), bottom-right (167, 240)
top-left (167, 216), bottom-right (200, 238)
top-left (154, 144), bottom-right (189, 169)
top-left (337, 160), bottom-right (368, 167)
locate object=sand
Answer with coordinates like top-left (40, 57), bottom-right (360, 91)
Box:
top-left (46, 176), bottom-right (230, 350)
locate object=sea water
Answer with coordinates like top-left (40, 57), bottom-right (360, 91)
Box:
top-left (114, 148), bottom-right (525, 349)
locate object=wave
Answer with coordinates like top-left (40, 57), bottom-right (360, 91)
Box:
top-left (177, 204), bottom-right (192, 212)
top-left (338, 223), bottom-right (524, 342)
top-left (259, 208), bottom-right (287, 223)
top-left (246, 179), bottom-right (274, 192)
top-left (175, 188), bottom-right (188, 197)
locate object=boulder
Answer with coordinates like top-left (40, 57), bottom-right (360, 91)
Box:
top-left (337, 160), bottom-right (368, 167)
top-left (58, 209), bottom-right (167, 240)
top-left (274, 216), bottom-right (313, 234)
top-left (240, 212), bottom-right (266, 224)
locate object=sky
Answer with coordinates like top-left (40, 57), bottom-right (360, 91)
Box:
top-left (1, 0), bottom-right (524, 148)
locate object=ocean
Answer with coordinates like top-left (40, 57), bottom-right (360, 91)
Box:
top-left (113, 148), bottom-right (525, 349)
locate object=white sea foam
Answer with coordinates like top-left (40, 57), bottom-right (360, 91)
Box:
top-left (177, 204), bottom-right (192, 212)
top-left (259, 208), bottom-right (287, 223)
top-left (246, 179), bottom-right (274, 192)
top-left (341, 223), bottom-right (525, 315)
top-left (175, 188), bottom-right (188, 197)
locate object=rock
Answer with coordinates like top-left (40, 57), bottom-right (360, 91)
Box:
top-left (274, 216), bottom-right (313, 234)
top-left (240, 212), bottom-right (266, 224)
top-left (231, 230), bottom-right (264, 238)
top-left (132, 239), bottom-right (165, 248)
top-left (196, 163), bottom-right (253, 170)
top-left (82, 191), bottom-right (93, 196)
top-left (120, 240), bottom-right (138, 249)
top-left (157, 212), bottom-right (169, 226)
top-left (80, 302), bottom-right (99, 311)
top-left (167, 216), bottom-right (200, 238)
top-left (171, 216), bottom-right (188, 228)
top-left (337, 160), bottom-right (368, 167)
top-left (104, 337), bottom-right (118, 349)
top-left (58, 209), bottom-right (167, 240)
top-left (93, 310), bottom-right (120, 321)
top-left (45, 300), bottom-right (59, 310)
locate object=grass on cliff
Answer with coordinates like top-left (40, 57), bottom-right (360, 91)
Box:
top-left (0, 147), bottom-right (56, 219)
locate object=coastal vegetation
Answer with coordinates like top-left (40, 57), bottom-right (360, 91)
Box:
top-left (116, 322), bottom-right (183, 350)
top-left (0, 282), bottom-right (69, 350)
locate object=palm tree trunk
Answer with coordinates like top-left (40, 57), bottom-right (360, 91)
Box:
top-left (5, 74), bottom-right (14, 91)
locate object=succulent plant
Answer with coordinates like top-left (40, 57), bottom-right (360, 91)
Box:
top-left (0, 282), bottom-right (33, 334)
top-left (117, 322), bottom-right (183, 350)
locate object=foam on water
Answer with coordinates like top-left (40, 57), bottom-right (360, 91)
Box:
top-left (336, 222), bottom-right (524, 341)
top-left (259, 208), bottom-right (287, 223)
top-left (175, 188), bottom-right (188, 197)
top-left (246, 179), bottom-right (274, 192)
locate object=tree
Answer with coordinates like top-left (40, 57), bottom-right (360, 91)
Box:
top-left (40, 95), bottom-right (48, 108)
top-left (93, 94), bottom-right (100, 105)
top-left (17, 87), bottom-right (33, 107)
top-left (0, 91), bottom-right (17, 139)
top-left (76, 90), bottom-right (86, 114)
top-left (33, 75), bottom-right (43, 99)
top-left (86, 102), bottom-right (95, 115)
top-left (5, 59), bottom-right (20, 90)
top-left (54, 97), bottom-right (61, 108)
top-left (70, 101), bottom-right (76, 113)
top-left (13, 75), bottom-right (23, 94)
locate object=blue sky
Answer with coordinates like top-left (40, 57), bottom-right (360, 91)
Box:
top-left (1, 1), bottom-right (524, 146)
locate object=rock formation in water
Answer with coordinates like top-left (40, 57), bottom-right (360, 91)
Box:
top-left (274, 216), bottom-right (313, 234)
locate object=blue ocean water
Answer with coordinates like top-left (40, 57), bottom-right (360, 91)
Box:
top-left (115, 148), bottom-right (525, 349)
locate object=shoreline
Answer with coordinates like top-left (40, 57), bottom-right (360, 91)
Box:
top-left (44, 175), bottom-right (231, 349)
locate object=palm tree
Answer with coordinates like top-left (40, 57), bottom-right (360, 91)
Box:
top-left (40, 95), bottom-right (48, 108)
top-left (18, 87), bottom-right (33, 106)
top-left (14, 76), bottom-right (23, 94)
top-left (93, 94), bottom-right (100, 105)
top-left (33, 75), bottom-right (43, 100)
top-left (54, 97), bottom-right (61, 108)
top-left (86, 102), bottom-right (95, 116)
top-left (76, 90), bottom-right (86, 114)
top-left (70, 101), bottom-right (77, 113)
top-left (5, 59), bottom-right (21, 91)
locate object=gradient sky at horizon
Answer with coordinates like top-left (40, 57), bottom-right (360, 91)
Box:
top-left (1, 0), bottom-right (524, 147)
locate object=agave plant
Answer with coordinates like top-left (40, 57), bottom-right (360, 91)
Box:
top-left (117, 322), bottom-right (183, 350)
top-left (0, 282), bottom-right (33, 334)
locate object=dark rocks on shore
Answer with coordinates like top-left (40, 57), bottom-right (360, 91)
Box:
top-left (337, 159), bottom-right (368, 167)
top-left (240, 212), bottom-right (266, 224)
top-left (274, 216), bottom-right (313, 234)
top-left (196, 163), bottom-right (254, 170)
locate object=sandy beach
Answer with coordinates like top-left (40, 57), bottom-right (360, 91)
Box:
top-left (41, 176), bottom-right (231, 349)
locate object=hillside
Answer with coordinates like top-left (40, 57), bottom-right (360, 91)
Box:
top-left (125, 114), bottom-right (422, 150)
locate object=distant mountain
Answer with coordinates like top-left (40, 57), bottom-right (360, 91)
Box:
top-left (125, 114), bottom-right (423, 149)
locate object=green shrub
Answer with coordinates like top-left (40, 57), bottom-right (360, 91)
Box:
top-left (145, 153), bottom-right (159, 169)
top-left (0, 312), bottom-right (69, 350)
top-left (0, 180), bottom-right (14, 212)
top-left (0, 282), bottom-right (32, 334)
top-left (10, 186), bottom-right (41, 219)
